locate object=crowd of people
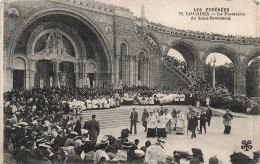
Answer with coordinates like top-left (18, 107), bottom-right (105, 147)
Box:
top-left (142, 18), bottom-right (259, 41)
top-left (4, 108), bottom-right (259, 164)
top-left (163, 54), bottom-right (259, 114)
top-left (3, 84), bottom-right (259, 163)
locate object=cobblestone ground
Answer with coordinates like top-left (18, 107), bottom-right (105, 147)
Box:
top-left (98, 113), bottom-right (260, 164)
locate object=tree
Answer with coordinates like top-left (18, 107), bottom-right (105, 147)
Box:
top-left (205, 63), bottom-right (234, 93)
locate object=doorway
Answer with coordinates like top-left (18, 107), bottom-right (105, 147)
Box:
top-left (13, 70), bottom-right (25, 90)
top-left (88, 73), bottom-right (95, 87)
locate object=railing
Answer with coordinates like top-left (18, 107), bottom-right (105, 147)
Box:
top-left (136, 26), bottom-right (192, 85)
top-left (135, 19), bottom-right (260, 44)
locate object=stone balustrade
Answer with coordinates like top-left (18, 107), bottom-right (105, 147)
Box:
top-left (55, 0), bottom-right (130, 14)
top-left (135, 17), bottom-right (260, 45)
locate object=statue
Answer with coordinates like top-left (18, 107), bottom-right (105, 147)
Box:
top-left (40, 29), bottom-right (69, 57)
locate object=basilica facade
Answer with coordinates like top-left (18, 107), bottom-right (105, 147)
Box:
top-left (4, 0), bottom-right (260, 96)
top-left (3, 0), bottom-right (189, 92)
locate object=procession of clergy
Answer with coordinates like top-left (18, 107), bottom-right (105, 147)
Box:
top-left (139, 106), bottom-right (212, 139)
top-left (66, 92), bottom-right (187, 114)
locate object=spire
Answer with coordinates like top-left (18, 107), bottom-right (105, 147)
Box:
top-left (141, 3), bottom-right (146, 19)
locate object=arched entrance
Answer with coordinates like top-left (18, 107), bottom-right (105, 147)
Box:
top-left (119, 42), bottom-right (128, 85)
top-left (35, 60), bottom-right (54, 88)
top-left (12, 57), bottom-right (26, 90)
top-left (59, 61), bottom-right (75, 87)
top-left (85, 62), bottom-right (97, 88)
top-left (8, 10), bottom-right (113, 90)
top-left (137, 51), bottom-right (148, 86)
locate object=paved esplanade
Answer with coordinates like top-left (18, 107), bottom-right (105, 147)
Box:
top-left (96, 106), bottom-right (260, 164)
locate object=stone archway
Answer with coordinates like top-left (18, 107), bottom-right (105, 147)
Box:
top-left (164, 40), bottom-right (199, 70)
top-left (137, 50), bottom-right (149, 86)
top-left (144, 32), bottom-right (163, 55)
top-left (202, 45), bottom-right (240, 94)
top-left (7, 9), bottom-right (114, 90)
top-left (244, 49), bottom-right (260, 97)
top-left (12, 57), bottom-right (27, 90)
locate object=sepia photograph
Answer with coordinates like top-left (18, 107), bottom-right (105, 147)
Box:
top-left (1, 0), bottom-right (260, 163)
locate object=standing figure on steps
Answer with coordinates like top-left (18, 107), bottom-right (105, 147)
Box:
top-left (141, 108), bottom-right (149, 132)
top-left (188, 110), bottom-right (198, 138)
top-left (85, 114), bottom-right (100, 143)
top-left (198, 109), bottom-right (207, 134)
top-left (130, 108), bottom-right (138, 134)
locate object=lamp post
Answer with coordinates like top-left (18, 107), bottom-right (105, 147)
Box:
top-left (211, 56), bottom-right (217, 88)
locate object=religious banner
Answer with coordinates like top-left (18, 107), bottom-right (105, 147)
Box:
top-left (60, 73), bottom-right (67, 86)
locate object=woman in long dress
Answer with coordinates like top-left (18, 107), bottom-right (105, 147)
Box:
top-left (175, 110), bottom-right (185, 134)
top-left (147, 112), bottom-right (157, 138)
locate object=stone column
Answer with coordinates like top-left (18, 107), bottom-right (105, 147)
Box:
top-left (122, 55), bottom-right (126, 85)
top-left (235, 65), bottom-right (246, 95)
top-left (197, 51), bottom-right (206, 78)
top-left (143, 59), bottom-right (147, 86)
top-left (135, 57), bottom-right (139, 85)
top-left (29, 60), bottom-right (37, 89)
top-left (25, 70), bottom-right (30, 90)
top-left (29, 71), bottom-right (36, 89)
top-left (52, 60), bottom-right (61, 87)
top-left (147, 58), bottom-right (150, 87)
top-left (129, 56), bottom-right (134, 85)
top-left (74, 61), bottom-right (80, 87)
top-left (212, 65), bottom-right (216, 88)
top-left (115, 55), bottom-right (120, 87)
top-left (125, 56), bottom-right (129, 86)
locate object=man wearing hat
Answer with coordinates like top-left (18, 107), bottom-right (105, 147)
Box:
top-left (93, 136), bottom-right (110, 163)
top-left (145, 139), bottom-right (166, 163)
top-left (130, 108), bottom-right (138, 135)
top-left (206, 106), bottom-right (213, 127)
top-left (223, 109), bottom-right (233, 134)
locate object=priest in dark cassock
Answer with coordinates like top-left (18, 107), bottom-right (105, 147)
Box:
top-left (223, 109), bottom-right (233, 134)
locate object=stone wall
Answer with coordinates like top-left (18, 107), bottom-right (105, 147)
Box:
top-left (3, 0), bottom-right (224, 92)
top-left (149, 57), bottom-right (189, 91)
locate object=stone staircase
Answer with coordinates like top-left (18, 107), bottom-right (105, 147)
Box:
top-left (79, 105), bottom-right (170, 129)
top-left (71, 105), bottom-right (245, 129)
top-left (135, 26), bottom-right (192, 86)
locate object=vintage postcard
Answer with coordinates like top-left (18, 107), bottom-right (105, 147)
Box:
top-left (1, 0), bottom-right (260, 163)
